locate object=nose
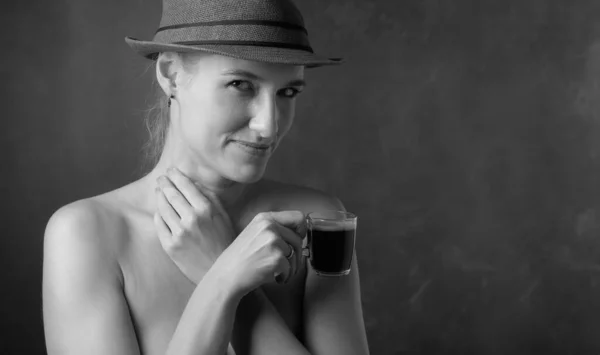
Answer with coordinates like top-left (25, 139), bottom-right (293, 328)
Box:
top-left (248, 93), bottom-right (278, 141)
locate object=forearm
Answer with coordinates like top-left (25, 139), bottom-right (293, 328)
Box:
top-left (167, 270), bottom-right (241, 355)
top-left (232, 288), bottom-right (310, 355)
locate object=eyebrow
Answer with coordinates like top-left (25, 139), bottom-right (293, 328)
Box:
top-left (221, 69), bottom-right (307, 87)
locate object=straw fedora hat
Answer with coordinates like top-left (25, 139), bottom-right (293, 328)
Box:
top-left (125, 0), bottom-right (343, 68)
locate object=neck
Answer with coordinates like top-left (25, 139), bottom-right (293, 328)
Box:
top-left (143, 139), bottom-right (249, 212)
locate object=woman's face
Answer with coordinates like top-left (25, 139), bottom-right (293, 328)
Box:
top-left (171, 53), bottom-right (305, 183)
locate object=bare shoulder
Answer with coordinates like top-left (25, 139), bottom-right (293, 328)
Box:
top-left (43, 193), bottom-right (143, 355)
top-left (43, 194), bottom-right (130, 282)
top-left (256, 178), bottom-right (345, 212)
top-left (45, 195), bottom-right (127, 244)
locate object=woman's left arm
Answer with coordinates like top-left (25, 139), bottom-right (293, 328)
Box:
top-left (303, 251), bottom-right (370, 354)
top-left (304, 253), bottom-right (369, 355)
top-left (302, 197), bottom-right (370, 355)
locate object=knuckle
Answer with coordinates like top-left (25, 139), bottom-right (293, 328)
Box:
top-left (194, 202), bottom-right (212, 217)
top-left (269, 254), bottom-right (283, 268)
top-left (171, 226), bottom-right (186, 240)
top-left (180, 216), bottom-right (196, 230)
top-left (189, 208), bottom-right (202, 219)
top-left (254, 212), bottom-right (269, 222)
top-left (274, 246), bottom-right (285, 259)
top-left (258, 218), bottom-right (274, 231)
top-left (252, 219), bottom-right (271, 232)
top-left (268, 241), bottom-right (283, 256)
top-left (264, 230), bottom-right (279, 244)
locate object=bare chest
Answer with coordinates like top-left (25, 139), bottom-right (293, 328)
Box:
top-left (118, 212), bottom-right (306, 355)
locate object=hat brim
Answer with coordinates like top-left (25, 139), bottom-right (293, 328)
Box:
top-left (125, 37), bottom-right (343, 68)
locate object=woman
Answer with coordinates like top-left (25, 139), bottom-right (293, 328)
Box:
top-left (42, 0), bottom-right (370, 354)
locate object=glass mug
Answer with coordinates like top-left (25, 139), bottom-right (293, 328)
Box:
top-left (302, 210), bottom-right (357, 277)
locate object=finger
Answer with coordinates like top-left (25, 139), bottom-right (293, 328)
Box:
top-left (156, 186), bottom-right (182, 235)
top-left (274, 245), bottom-right (293, 284)
top-left (267, 210), bottom-right (307, 237)
top-left (153, 211), bottom-right (172, 249)
top-left (287, 246), bottom-right (298, 280)
top-left (157, 175), bottom-right (194, 220)
top-left (276, 223), bottom-right (303, 276)
top-left (283, 240), bottom-right (296, 280)
top-left (166, 168), bottom-right (213, 213)
top-left (273, 225), bottom-right (300, 278)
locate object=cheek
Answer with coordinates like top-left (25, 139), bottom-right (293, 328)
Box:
top-left (181, 91), bottom-right (248, 138)
top-left (277, 102), bottom-right (296, 137)
top-left (214, 96), bottom-right (250, 128)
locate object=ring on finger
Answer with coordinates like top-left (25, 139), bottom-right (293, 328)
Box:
top-left (285, 243), bottom-right (295, 260)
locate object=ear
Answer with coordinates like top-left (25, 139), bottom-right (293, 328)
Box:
top-left (156, 52), bottom-right (182, 97)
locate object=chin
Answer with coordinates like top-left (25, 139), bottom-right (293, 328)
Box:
top-left (225, 162), bottom-right (267, 184)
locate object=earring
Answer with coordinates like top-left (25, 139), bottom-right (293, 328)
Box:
top-left (168, 94), bottom-right (175, 107)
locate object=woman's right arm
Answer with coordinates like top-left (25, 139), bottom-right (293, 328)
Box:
top-left (43, 202), bottom-right (242, 355)
top-left (164, 266), bottom-right (241, 355)
top-left (43, 203), bottom-right (141, 355)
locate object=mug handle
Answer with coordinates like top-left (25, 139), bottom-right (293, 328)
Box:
top-left (302, 215), bottom-right (311, 258)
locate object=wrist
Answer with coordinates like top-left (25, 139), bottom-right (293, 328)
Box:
top-left (202, 266), bottom-right (244, 303)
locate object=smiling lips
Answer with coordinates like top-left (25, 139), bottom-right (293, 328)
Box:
top-left (232, 140), bottom-right (273, 157)
top-left (235, 141), bottom-right (271, 149)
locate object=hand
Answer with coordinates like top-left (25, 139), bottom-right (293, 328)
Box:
top-left (154, 167), bottom-right (236, 284)
top-left (211, 211), bottom-right (307, 297)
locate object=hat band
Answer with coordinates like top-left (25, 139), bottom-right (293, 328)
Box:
top-left (172, 40), bottom-right (313, 52)
top-left (156, 20), bottom-right (307, 35)
top-left (153, 23), bottom-right (312, 52)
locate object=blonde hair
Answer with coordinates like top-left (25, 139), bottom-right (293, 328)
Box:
top-left (141, 77), bottom-right (170, 171)
top-left (141, 52), bottom-right (196, 171)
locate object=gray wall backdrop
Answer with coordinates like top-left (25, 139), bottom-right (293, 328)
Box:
top-left (5, 0), bottom-right (600, 354)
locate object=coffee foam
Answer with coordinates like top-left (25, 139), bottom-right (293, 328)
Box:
top-left (309, 219), bottom-right (356, 231)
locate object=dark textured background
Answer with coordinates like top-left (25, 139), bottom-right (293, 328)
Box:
top-left (5, 0), bottom-right (600, 354)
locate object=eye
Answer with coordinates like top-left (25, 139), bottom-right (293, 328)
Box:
top-left (279, 87), bottom-right (301, 99)
top-left (228, 80), bottom-right (254, 93)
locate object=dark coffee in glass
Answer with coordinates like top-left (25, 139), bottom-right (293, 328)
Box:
top-left (305, 211), bottom-right (357, 276)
